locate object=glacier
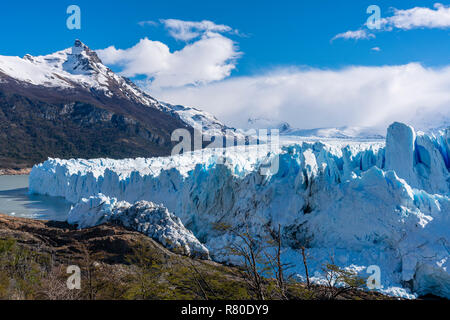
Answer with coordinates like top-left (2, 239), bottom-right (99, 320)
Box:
top-left (67, 194), bottom-right (209, 259)
top-left (29, 122), bottom-right (450, 299)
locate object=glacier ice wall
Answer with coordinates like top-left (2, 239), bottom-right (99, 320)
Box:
top-left (386, 122), bottom-right (449, 194)
top-left (30, 123), bottom-right (450, 298)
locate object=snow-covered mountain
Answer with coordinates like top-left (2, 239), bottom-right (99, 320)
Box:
top-left (0, 40), bottom-right (155, 105)
top-left (0, 40), bottom-right (230, 167)
top-left (245, 118), bottom-right (386, 140)
top-left (30, 122), bottom-right (450, 299)
top-left (0, 39), bottom-right (228, 133)
top-left (409, 110), bottom-right (450, 135)
top-left (246, 118), bottom-right (385, 139)
top-left (283, 126), bottom-right (386, 139)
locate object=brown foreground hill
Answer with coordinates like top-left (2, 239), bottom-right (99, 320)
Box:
top-left (0, 214), bottom-right (397, 300)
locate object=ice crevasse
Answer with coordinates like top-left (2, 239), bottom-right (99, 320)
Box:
top-left (30, 122), bottom-right (450, 299)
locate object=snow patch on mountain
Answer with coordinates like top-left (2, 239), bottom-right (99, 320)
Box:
top-left (68, 194), bottom-right (209, 259)
top-left (29, 123), bottom-right (450, 298)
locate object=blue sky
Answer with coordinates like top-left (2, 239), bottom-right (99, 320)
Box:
top-left (1, 0), bottom-right (449, 70)
top-left (0, 1), bottom-right (449, 129)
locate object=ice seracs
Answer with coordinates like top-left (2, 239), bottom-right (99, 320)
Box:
top-left (386, 122), bottom-right (450, 194)
top-left (29, 123), bottom-right (450, 298)
top-left (68, 194), bottom-right (210, 259)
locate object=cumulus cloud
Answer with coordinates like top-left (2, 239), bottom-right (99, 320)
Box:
top-left (385, 3), bottom-right (450, 30)
top-left (160, 19), bottom-right (235, 41)
top-left (137, 20), bottom-right (158, 27)
top-left (333, 3), bottom-right (450, 41)
top-left (97, 25), bottom-right (240, 88)
top-left (150, 64), bottom-right (450, 131)
top-left (332, 29), bottom-right (375, 41)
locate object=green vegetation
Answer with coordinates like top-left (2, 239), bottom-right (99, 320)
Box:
top-left (0, 238), bottom-right (51, 299)
top-left (0, 234), bottom-right (388, 301)
top-left (0, 238), bottom-right (251, 300)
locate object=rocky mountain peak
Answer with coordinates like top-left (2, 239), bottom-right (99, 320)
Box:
top-left (65, 39), bottom-right (104, 75)
top-left (73, 39), bottom-right (85, 48)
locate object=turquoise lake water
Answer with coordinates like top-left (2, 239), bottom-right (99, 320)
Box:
top-left (0, 175), bottom-right (71, 221)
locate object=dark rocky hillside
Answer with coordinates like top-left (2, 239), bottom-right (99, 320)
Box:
top-left (0, 87), bottom-right (188, 169)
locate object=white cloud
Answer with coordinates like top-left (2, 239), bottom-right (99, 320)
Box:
top-left (138, 20), bottom-right (158, 27)
top-left (332, 29), bottom-right (375, 41)
top-left (97, 33), bottom-right (240, 88)
top-left (385, 3), bottom-right (450, 30)
top-left (334, 3), bottom-right (450, 41)
top-left (371, 47), bottom-right (381, 52)
top-left (97, 19), bottom-right (240, 88)
top-left (150, 64), bottom-right (450, 131)
top-left (160, 19), bottom-right (234, 41)
top-left (96, 18), bottom-right (449, 132)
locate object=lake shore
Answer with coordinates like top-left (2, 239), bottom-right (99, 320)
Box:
top-left (0, 168), bottom-right (32, 176)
